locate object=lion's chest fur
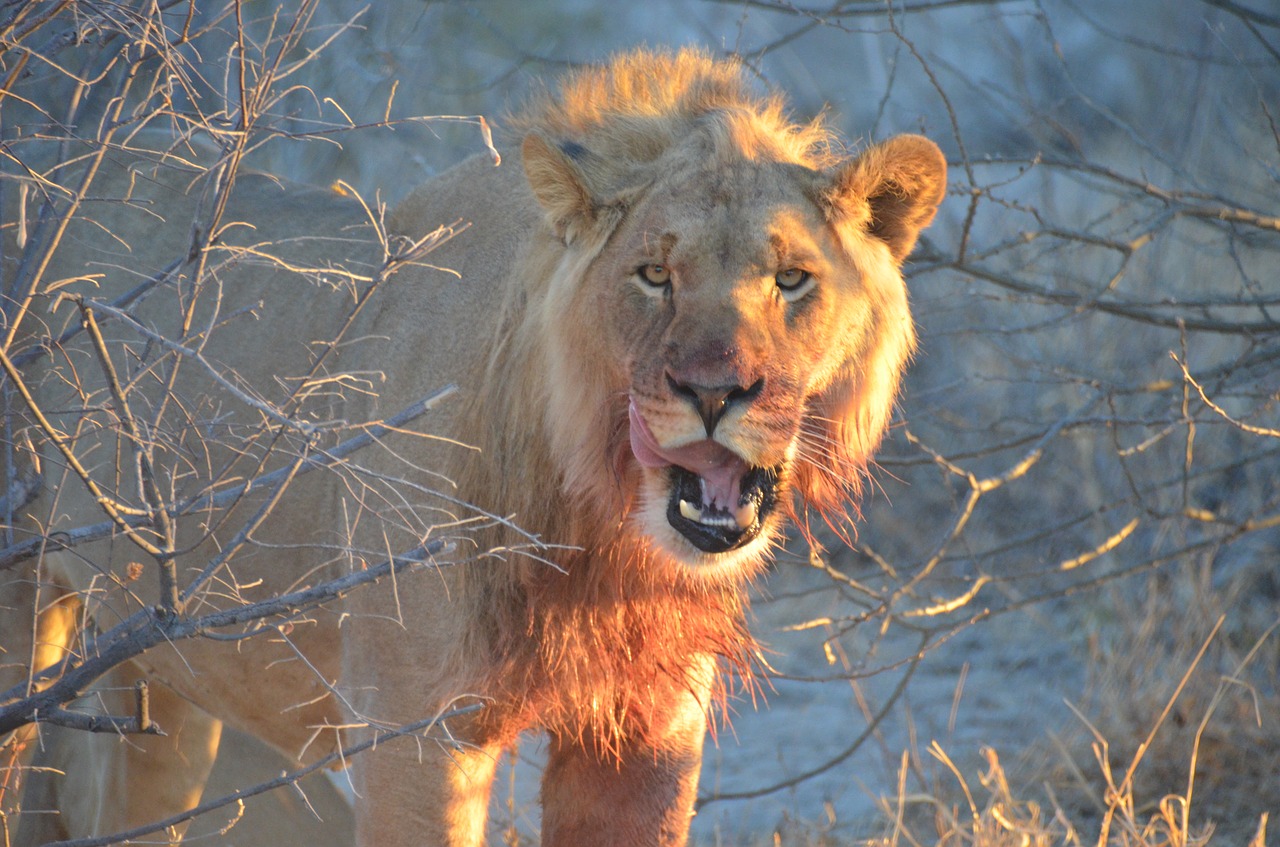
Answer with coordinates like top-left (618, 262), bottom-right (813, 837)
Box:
top-left (459, 544), bottom-right (751, 749)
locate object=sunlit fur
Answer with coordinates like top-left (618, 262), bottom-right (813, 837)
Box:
top-left (3, 48), bottom-right (944, 847)
top-left (452, 47), bottom-right (945, 750)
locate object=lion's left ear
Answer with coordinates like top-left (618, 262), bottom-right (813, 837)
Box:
top-left (522, 132), bottom-right (599, 242)
top-left (825, 134), bottom-right (947, 262)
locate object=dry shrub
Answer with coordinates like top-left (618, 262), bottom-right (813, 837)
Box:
top-left (870, 744), bottom-right (1269, 847)
top-left (1054, 557), bottom-right (1280, 844)
top-left (855, 550), bottom-right (1278, 847)
top-left (4, 2), bottom-right (1278, 844)
top-left (862, 747), bottom-right (1057, 847)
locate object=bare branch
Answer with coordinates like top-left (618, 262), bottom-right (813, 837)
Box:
top-left (0, 386), bottom-right (457, 573)
top-left (45, 703), bottom-right (486, 847)
top-left (0, 538), bottom-right (453, 736)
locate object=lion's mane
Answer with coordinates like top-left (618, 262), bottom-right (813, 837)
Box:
top-left (442, 49), bottom-right (933, 751)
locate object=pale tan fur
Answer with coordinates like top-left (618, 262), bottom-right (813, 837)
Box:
top-left (0, 49), bottom-right (945, 846)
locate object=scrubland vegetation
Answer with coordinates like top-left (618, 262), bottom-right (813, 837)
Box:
top-left (2, 1), bottom-right (1277, 844)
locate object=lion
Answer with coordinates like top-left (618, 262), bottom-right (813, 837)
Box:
top-left (0, 48), bottom-right (945, 846)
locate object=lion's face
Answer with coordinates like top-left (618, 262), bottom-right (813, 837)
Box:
top-left (610, 168), bottom-right (856, 568)
top-left (523, 126), bottom-right (946, 578)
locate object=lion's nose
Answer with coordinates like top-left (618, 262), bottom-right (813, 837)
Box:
top-left (666, 373), bottom-right (764, 436)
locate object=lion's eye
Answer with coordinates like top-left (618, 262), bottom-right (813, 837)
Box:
top-left (637, 264), bottom-right (672, 287)
top-left (775, 268), bottom-right (812, 293)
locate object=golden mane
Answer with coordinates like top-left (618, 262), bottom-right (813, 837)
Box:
top-left (450, 50), bottom-right (911, 754)
top-left (513, 48), bottom-right (843, 172)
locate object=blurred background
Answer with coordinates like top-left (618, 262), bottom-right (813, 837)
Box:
top-left (3, 1), bottom-right (1278, 844)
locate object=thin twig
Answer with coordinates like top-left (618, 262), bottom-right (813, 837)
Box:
top-left (45, 702), bottom-right (486, 847)
top-left (0, 538), bottom-right (451, 735)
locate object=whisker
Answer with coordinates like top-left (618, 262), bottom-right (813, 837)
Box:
top-left (801, 412), bottom-right (859, 427)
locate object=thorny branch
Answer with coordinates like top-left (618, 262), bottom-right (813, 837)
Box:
top-left (0, 386), bottom-right (459, 574)
top-left (3, 0), bottom-right (1280, 838)
top-left (46, 701), bottom-right (488, 847)
top-left (1, 8), bottom-right (514, 838)
top-left (0, 538), bottom-right (451, 736)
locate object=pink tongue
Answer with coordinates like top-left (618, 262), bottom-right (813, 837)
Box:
top-left (628, 400), bottom-right (748, 510)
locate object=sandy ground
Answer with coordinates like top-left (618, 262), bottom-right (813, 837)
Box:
top-left (689, 564), bottom-right (1086, 842)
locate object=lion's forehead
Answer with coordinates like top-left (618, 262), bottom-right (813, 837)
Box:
top-left (650, 157), bottom-right (819, 220)
top-left (626, 175), bottom-right (838, 276)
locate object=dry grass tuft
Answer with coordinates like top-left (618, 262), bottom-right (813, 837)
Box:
top-left (859, 555), bottom-right (1278, 847)
top-left (868, 742), bottom-right (1269, 847)
top-left (1055, 558), bottom-right (1280, 844)
top-left (868, 747), bottom-right (1060, 847)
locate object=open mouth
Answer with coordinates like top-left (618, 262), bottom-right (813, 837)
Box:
top-left (629, 399), bottom-right (782, 554)
top-left (666, 464), bottom-right (779, 553)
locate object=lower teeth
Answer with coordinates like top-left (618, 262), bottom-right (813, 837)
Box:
top-left (678, 498), bottom-right (758, 530)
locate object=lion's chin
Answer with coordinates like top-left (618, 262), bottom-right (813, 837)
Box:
top-left (664, 464), bottom-right (780, 553)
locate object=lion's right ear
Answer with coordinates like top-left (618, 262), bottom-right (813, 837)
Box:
top-left (522, 133), bottom-right (598, 242)
top-left (824, 134), bottom-right (947, 263)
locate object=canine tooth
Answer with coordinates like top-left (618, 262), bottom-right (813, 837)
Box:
top-left (679, 499), bottom-right (703, 522)
top-left (734, 501), bottom-right (758, 529)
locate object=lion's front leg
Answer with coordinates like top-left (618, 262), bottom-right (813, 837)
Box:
top-left (539, 668), bottom-right (713, 847)
top-left (351, 736), bottom-right (501, 847)
top-left (16, 670), bottom-right (223, 845)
